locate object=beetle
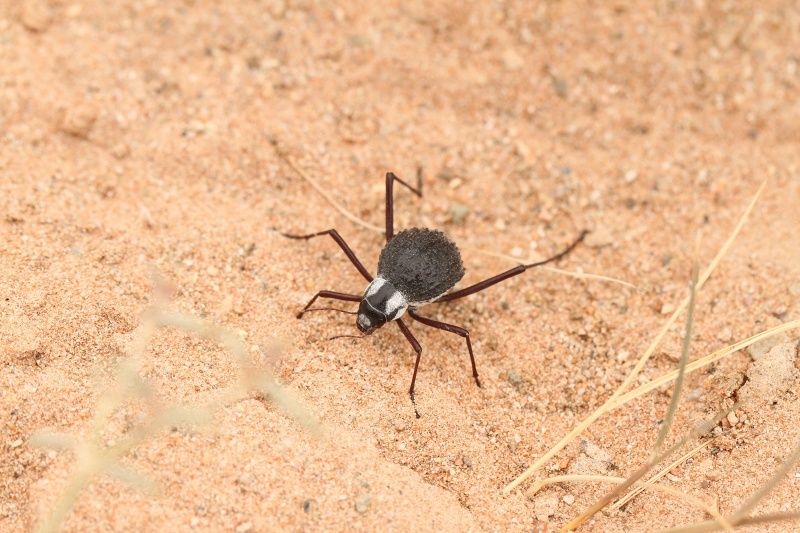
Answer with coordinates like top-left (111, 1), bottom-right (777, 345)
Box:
top-left (284, 172), bottom-right (586, 413)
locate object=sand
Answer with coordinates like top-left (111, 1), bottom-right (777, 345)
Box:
top-left (2, 1), bottom-right (800, 531)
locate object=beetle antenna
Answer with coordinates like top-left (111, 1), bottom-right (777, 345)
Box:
top-left (299, 307), bottom-right (358, 316)
top-left (328, 333), bottom-right (368, 341)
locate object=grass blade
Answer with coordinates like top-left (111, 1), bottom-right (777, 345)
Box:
top-left (504, 179), bottom-right (767, 493)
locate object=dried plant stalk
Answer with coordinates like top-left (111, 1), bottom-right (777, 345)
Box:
top-left (32, 305), bottom-right (316, 533)
top-left (611, 439), bottom-right (716, 511)
top-left (528, 474), bottom-right (726, 525)
top-left (505, 180), bottom-right (767, 494)
top-left (559, 262), bottom-right (722, 531)
top-left (605, 319), bottom-right (800, 411)
top-left (657, 511), bottom-right (800, 533)
top-left (270, 135), bottom-right (635, 290)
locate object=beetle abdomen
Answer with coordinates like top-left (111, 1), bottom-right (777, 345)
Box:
top-left (377, 228), bottom-right (464, 305)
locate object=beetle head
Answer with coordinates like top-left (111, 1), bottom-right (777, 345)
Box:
top-left (356, 299), bottom-right (387, 335)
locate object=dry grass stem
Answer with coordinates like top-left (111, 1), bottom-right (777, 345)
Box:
top-left (271, 136), bottom-right (635, 290)
top-left (504, 179), bottom-right (767, 493)
top-left (561, 258), bottom-right (706, 531)
top-left (728, 438), bottom-right (800, 524)
top-left (528, 474), bottom-right (728, 526)
top-left (652, 261), bottom-right (698, 457)
top-left (657, 511), bottom-right (800, 533)
top-left (459, 244), bottom-right (639, 290)
top-left (268, 136), bottom-right (383, 233)
top-left (611, 439), bottom-right (716, 511)
top-left (607, 319), bottom-right (800, 411)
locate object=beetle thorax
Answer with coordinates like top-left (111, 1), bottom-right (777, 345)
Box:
top-left (356, 277), bottom-right (408, 334)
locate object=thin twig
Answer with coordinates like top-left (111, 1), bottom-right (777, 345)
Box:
top-left (528, 474), bottom-right (727, 526)
top-left (270, 135), bottom-right (635, 290)
top-left (653, 258), bottom-right (699, 457)
top-left (657, 511), bottom-right (800, 533)
top-left (612, 438), bottom-right (716, 511)
top-left (505, 179), bottom-right (767, 493)
top-left (607, 319), bottom-right (800, 410)
top-left (459, 244), bottom-right (639, 290)
top-left (554, 405), bottom-right (738, 532)
top-left (268, 136), bottom-right (383, 233)
top-left (729, 438), bottom-right (800, 524)
top-left (560, 258), bottom-right (718, 531)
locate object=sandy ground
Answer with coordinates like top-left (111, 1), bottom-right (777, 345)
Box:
top-left (2, 1), bottom-right (800, 532)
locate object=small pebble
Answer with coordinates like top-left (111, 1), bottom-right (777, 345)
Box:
top-left (747, 325), bottom-right (790, 360)
top-left (580, 440), bottom-right (611, 462)
top-left (533, 494), bottom-right (559, 521)
top-left (584, 225), bottom-right (613, 248)
top-left (687, 386), bottom-right (704, 401)
top-left (552, 77), bottom-right (568, 98)
top-left (508, 370), bottom-right (522, 385)
top-left (515, 140), bottom-right (531, 159)
top-left (727, 411), bottom-right (739, 426)
top-left (740, 342), bottom-right (796, 403)
top-left (660, 303), bottom-right (676, 315)
top-left (450, 204), bottom-right (469, 224)
top-left (563, 494), bottom-right (575, 505)
top-left (393, 419), bottom-right (407, 432)
top-left (462, 454), bottom-right (473, 468)
top-left (111, 142), bottom-right (130, 159)
top-left (355, 494), bottom-right (372, 513)
top-left (235, 522), bottom-right (253, 533)
top-left (60, 105), bottom-right (97, 138)
top-left (270, 0), bottom-right (286, 18)
top-left (503, 48), bottom-right (525, 70)
top-left (20, 0), bottom-right (52, 32)
top-left (717, 327), bottom-right (733, 343)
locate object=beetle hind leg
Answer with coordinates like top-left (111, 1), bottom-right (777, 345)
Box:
top-left (408, 310), bottom-right (481, 388)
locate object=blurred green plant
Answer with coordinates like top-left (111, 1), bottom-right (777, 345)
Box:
top-left (31, 305), bottom-right (317, 533)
